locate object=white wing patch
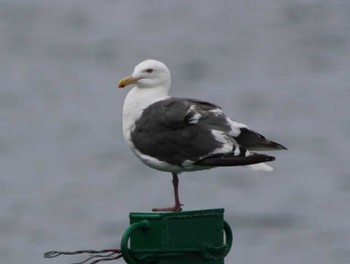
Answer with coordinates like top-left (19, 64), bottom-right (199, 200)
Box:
top-left (226, 118), bottom-right (247, 137)
top-left (233, 147), bottom-right (240, 156)
top-left (188, 112), bottom-right (202, 124)
top-left (186, 105), bottom-right (202, 124)
top-left (210, 129), bottom-right (233, 154)
top-left (209, 108), bottom-right (224, 116)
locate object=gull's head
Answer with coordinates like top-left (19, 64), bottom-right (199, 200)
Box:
top-left (118, 59), bottom-right (171, 89)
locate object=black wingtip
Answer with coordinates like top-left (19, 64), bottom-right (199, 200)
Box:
top-left (265, 155), bottom-right (276, 161)
top-left (273, 142), bottom-right (288, 150)
top-left (236, 128), bottom-right (287, 151)
top-left (195, 153), bottom-right (276, 167)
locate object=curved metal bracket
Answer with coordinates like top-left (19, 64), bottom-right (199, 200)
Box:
top-left (121, 220), bottom-right (150, 264)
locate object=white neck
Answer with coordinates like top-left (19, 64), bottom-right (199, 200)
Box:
top-left (122, 85), bottom-right (170, 143)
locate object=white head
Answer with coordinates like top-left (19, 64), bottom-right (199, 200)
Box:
top-left (118, 59), bottom-right (171, 89)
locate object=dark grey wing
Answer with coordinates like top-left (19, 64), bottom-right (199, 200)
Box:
top-left (184, 98), bottom-right (241, 136)
top-left (131, 97), bottom-right (285, 168)
top-left (187, 98), bottom-right (287, 151)
top-left (184, 98), bottom-right (221, 110)
top-left (130, 98), bottom-right (226, 166)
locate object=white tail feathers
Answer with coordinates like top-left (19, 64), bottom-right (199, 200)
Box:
top-left (246, 162), bottom-right (273, 171)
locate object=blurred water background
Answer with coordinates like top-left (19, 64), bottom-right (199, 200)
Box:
top-left (1, 1), bottom-right (350, 263)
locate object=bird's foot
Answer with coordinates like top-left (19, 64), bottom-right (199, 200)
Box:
top-left (152, 203), bottom-right (183, 212)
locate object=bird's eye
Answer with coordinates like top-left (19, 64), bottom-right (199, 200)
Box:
top-left (145, 68), bottom-right (154, 73)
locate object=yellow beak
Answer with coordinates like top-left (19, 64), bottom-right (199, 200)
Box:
top-left (118, 76), bottom-right (139, 88)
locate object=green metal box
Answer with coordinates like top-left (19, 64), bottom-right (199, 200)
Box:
top-left (121, 209), bottom-right (232, 264)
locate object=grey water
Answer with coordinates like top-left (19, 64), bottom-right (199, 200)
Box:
top-left (1, 1), bottom-right (349, 263)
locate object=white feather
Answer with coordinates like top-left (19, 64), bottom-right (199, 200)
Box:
top-left (246, 163), bottom-right (274, 171)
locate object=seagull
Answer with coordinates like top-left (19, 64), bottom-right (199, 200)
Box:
top-left (118, 59), bottom-right (286, 211)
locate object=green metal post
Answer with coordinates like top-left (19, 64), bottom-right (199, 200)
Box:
top-left (121, 208), bottom-right (232, 264)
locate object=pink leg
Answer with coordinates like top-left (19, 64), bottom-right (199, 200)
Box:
top-left (152, 173), bottom-right (183, 212)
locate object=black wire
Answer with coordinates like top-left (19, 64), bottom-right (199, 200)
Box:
top-left (44, 249), bottom-right (122, 264)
